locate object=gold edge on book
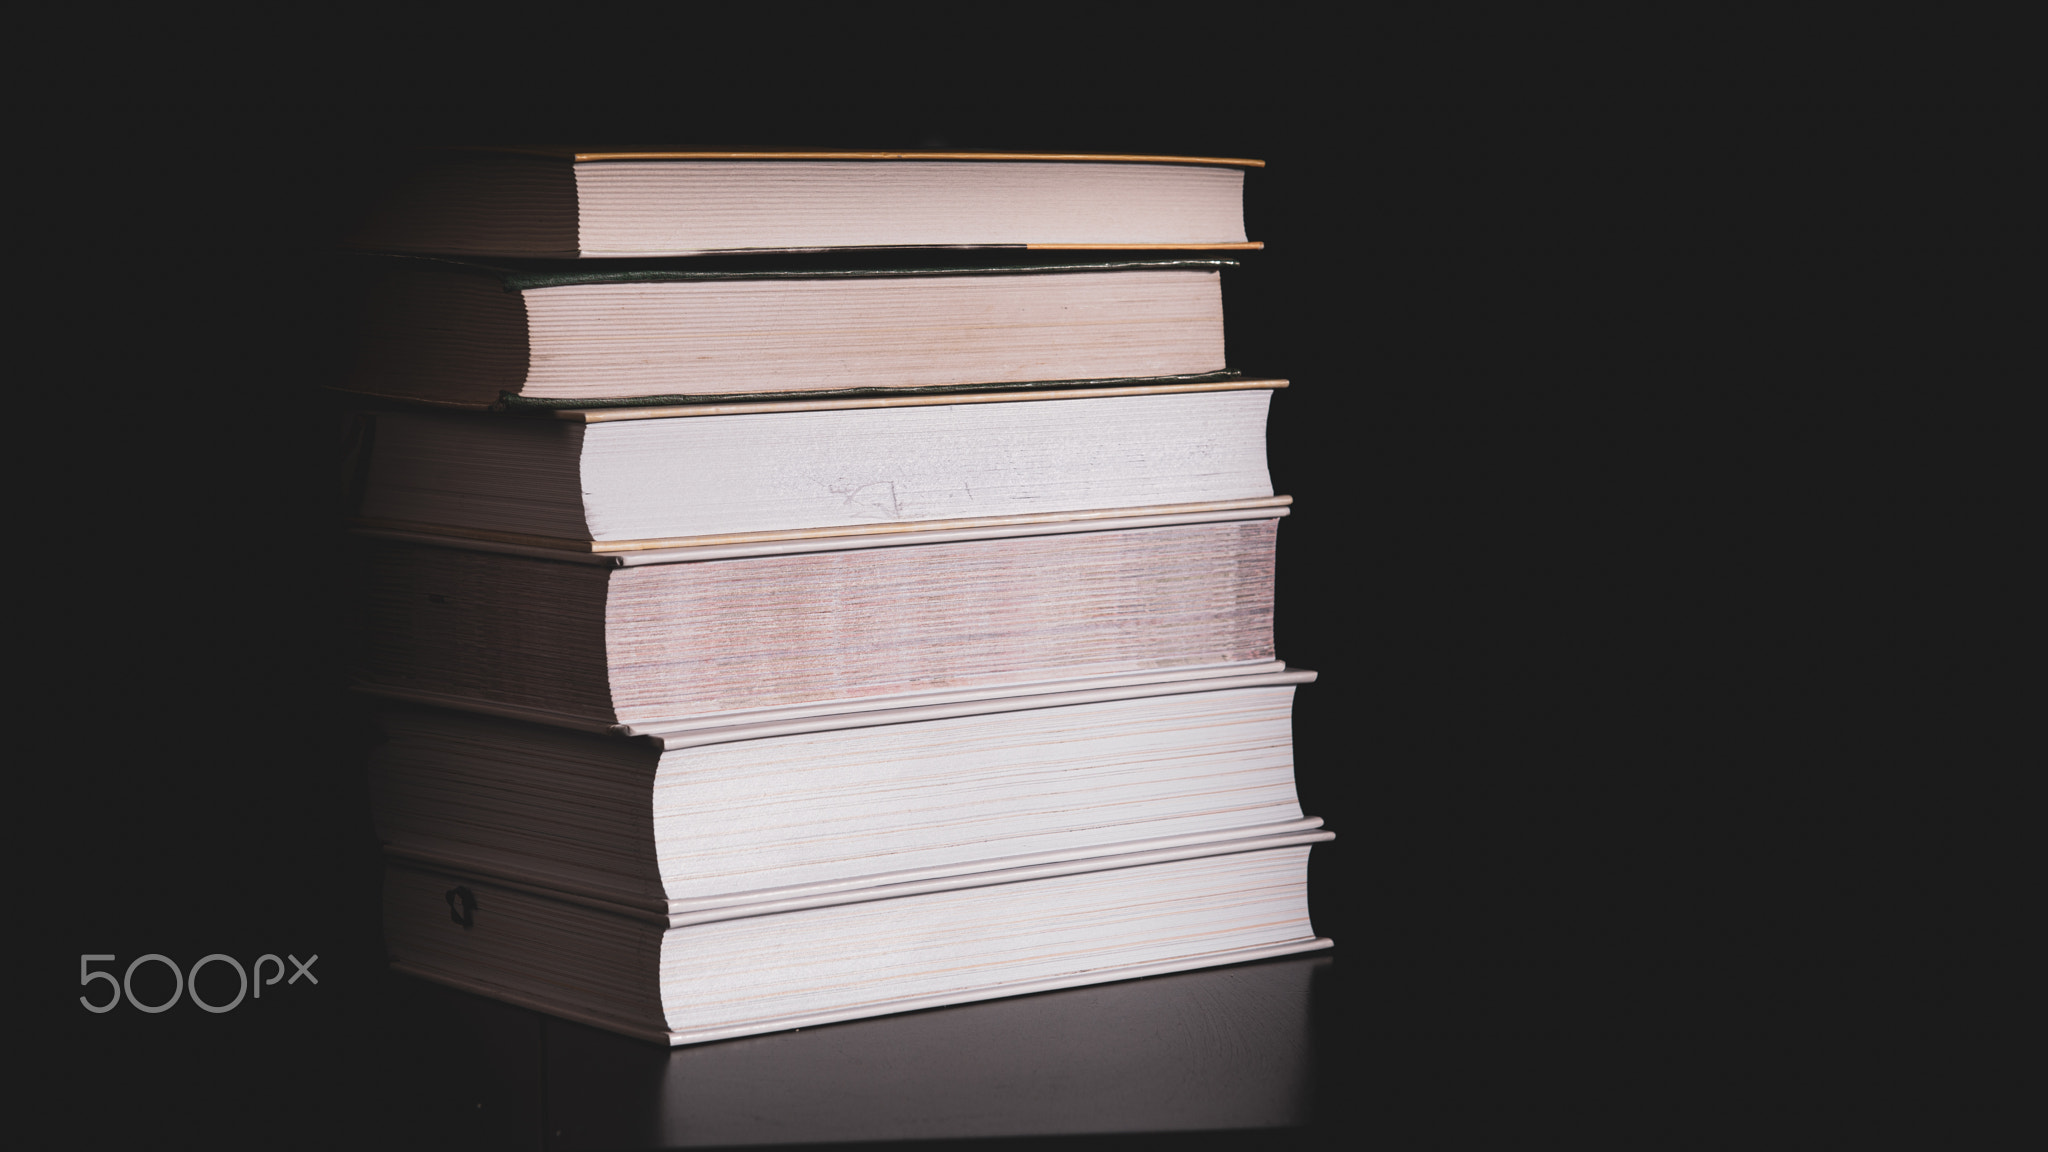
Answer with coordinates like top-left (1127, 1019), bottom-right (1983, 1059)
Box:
top-left (563, 150), bottom-right (1264, 167)
top-left (558, 379), bottom-right (1289, 422)
top-left (349, 496), bottom-right (1293, 555)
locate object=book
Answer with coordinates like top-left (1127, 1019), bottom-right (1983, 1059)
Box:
top-left (342, 257), bottom-right (1235, 409)
top-left (340, 141), bottom-right (1334, 1052)
top-left (349, 149), bottom-right (1261, 259)
top-left (369, 672), bottom-right (1317, 908)
top-left (352, 381), bottom-right (1282, 548)
top-left (353, 511), bottom-right (1283, 730)
top-left (384, 828), bottom-right (1331, 1046)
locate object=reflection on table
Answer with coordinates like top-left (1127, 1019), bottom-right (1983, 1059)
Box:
top-left (376, 953), bottom-right (1332, 1148)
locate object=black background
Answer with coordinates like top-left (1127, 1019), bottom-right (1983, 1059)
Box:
top-left (26, 18), bottom-right (2036, 1148)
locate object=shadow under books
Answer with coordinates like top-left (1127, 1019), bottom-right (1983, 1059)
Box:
top-left (374, 952), bottom-right (1331, 1148)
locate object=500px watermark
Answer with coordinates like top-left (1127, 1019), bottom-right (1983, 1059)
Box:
top-left (79, 953), bottom-right (318, 1014)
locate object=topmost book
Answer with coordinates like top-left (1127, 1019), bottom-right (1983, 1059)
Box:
top-left (348, 149), bottom-right (1262, 258)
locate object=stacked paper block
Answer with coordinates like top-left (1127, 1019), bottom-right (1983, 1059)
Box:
top-left (345, 148), bottom-right (1332, 1044)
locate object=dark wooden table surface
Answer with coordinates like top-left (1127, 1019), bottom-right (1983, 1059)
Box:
top-left (373, 955), bottom-right (1334, 1149)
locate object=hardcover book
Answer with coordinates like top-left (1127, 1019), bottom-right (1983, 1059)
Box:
top-left (350, 149), bottom-right (1261, 258)
top-left (369, 671), bottom-right (1318, 907)
top-left (385, 828), bottom-right (1330, 1046)
top-left (342, 258), bottom-right (1236, 409)
top-left (352, 381), bottom-right (1282, 548)
top-left (353, 510), bottom-right (1284, 730)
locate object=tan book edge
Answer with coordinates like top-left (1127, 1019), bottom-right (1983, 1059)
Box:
top-left (547, 378), bottom-right (1287, 423)
top-left (388, 823), bottom-right (1332, 926)
top-left (392, 936), bottom-right (1330, 1047)
top-left (350, 496), bottom-right (1292, 557)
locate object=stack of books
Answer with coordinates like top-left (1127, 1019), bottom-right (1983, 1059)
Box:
top-left (344, 148), bottom-right (1333, 1046)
